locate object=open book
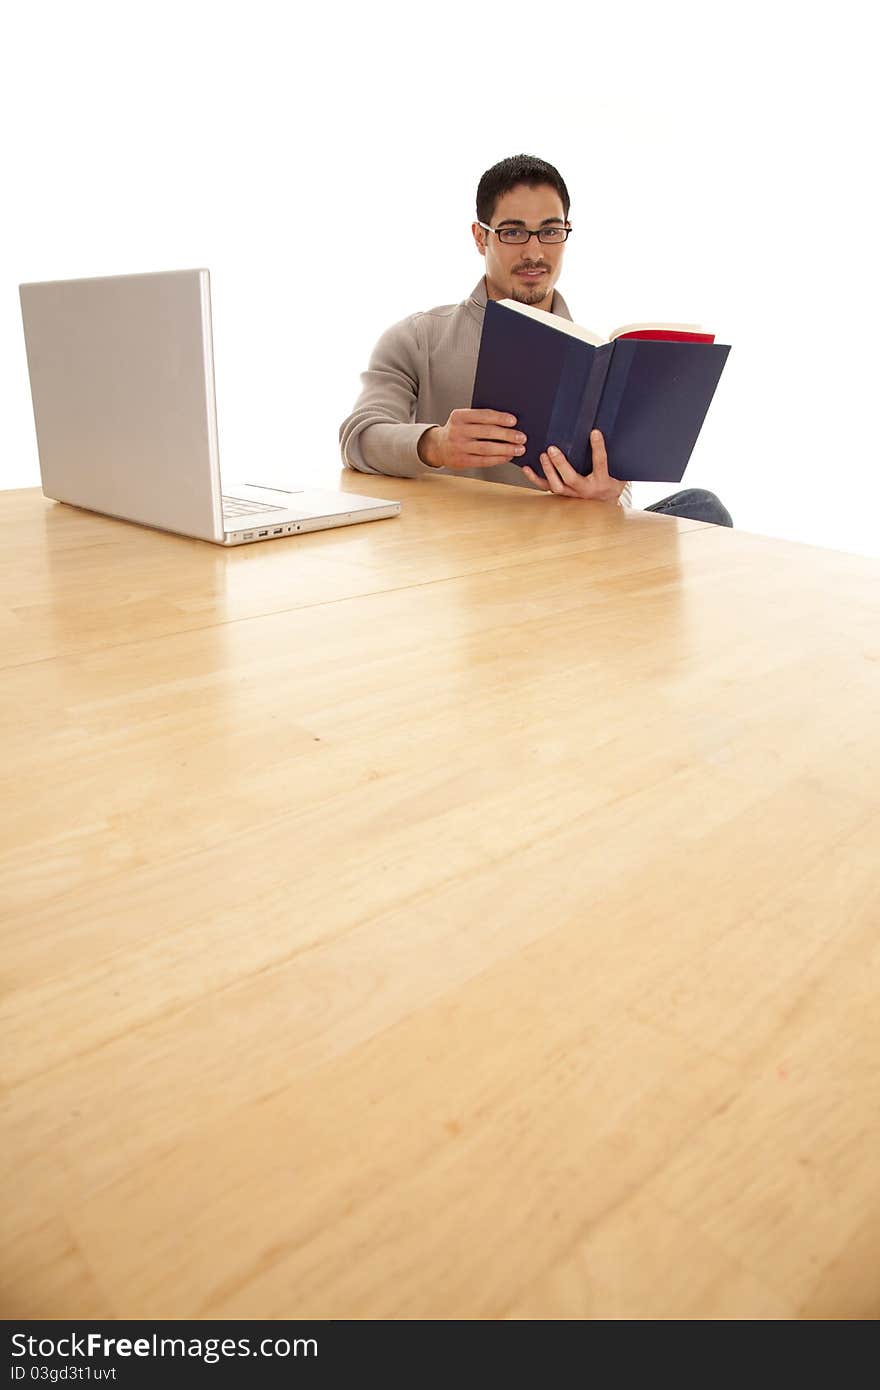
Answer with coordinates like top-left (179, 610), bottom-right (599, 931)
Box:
top-left (471, 299), bottom-right (730, 483)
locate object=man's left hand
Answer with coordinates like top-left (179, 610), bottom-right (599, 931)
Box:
top-left (522, 429), bottom-right (627, 502)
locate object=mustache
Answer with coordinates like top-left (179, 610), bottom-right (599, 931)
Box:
top-left (512, 262), bottom-right (550, 273)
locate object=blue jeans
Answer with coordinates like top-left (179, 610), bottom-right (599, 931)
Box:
top-left (644, 488), bottom-right (733, 527)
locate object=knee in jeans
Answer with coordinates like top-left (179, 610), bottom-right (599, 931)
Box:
top-left (696, 490), bottom-right (733, 527)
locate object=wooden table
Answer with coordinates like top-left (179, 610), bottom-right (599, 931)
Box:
top-left (2, 475), bottom-right (879, 1320)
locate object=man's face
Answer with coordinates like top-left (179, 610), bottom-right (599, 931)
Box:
top-left (472, 182), bottom-right (568, 309)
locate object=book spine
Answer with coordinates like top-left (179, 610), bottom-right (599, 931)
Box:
top-left (593, 341), bottom-right (638, 456)
top-left (545, 342), bottom-right (594, 461)
top-left (567, 343), bottom-right (614, 474)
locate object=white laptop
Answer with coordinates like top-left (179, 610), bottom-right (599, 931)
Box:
top-left (18, 268), bottom-right (400, 545)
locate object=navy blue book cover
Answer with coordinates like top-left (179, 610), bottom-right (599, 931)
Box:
top-left (471, 300), bottom-right (730, 484)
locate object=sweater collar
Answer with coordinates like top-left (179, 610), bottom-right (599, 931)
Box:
top-left (465, 275), bottom-right (572, 324)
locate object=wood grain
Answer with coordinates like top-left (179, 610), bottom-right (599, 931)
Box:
top-left (2, 479), bottom-right (878, 1319)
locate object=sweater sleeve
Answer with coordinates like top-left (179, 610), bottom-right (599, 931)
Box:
top-left (339, 316), bottom-right (438, 478)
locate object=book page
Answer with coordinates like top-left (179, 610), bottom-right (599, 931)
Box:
top-left (497, 301), bottom-right (709, 346)
top-left (497, 299), bottom-right (606, 347)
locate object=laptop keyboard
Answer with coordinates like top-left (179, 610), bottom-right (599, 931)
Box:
top-left (222, 495), bottom-right (286, 517)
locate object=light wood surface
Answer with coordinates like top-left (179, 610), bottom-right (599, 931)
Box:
top-left (2, 475), bottom-right (879, 1320)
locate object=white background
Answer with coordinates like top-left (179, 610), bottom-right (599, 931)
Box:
top-left (2, 0), bottom-right (877, 556)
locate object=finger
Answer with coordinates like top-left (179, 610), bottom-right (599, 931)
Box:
top-left (545, 445), bottom-right (580, 481)
top-left (540, 453), bottom-right (567, 494)
top-left (463, 425), bottom-right (527, 445)
top-left (450, 449), bottom-right (526, 470)
top-left (590, 428), bottom-right (609, 477)
top-left (522, 466), bottom-right (550, 491)
top-left (467, 440), bottom-right (527, 459)
top-left (457, 409), bottom-right (519, 428)
top-left (527, 462), bottom-right (579, 496)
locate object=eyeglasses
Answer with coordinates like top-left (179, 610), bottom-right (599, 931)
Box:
top-left (478, 221), bottom-right (572, 245)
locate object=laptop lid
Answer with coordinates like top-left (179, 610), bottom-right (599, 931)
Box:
top-left (19, 268), bottom-right (224, 543)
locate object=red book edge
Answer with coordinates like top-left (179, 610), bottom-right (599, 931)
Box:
top-left (613, 329), bottom-right (715, 343)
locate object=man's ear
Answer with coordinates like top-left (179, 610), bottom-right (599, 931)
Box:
top-left (471, 222), bottom-right (487, 257)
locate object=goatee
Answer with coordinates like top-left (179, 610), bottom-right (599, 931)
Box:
top-left (510, 285), bottom-right (549, 307)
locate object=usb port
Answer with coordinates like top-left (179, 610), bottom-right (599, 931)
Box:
top-left (258, 530), bottom-right (268, 537)
top-left (273, 527), bottom-right (283, 534)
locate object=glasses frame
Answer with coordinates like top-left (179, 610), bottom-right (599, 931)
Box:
top-left (477, 221), bottom-right (572, 245)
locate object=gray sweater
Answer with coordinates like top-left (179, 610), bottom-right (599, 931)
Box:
top-left (339, 277), bottom-right (633, 506)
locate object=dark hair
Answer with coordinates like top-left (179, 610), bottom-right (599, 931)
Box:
top-left (476, 154), bottom-right (570, 225)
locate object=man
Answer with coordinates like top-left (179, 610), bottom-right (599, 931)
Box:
top-left (340, 154), bottom-right (732, 526)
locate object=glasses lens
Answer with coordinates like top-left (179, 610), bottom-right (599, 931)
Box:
top-left (538, 227), bottom-right (567, 243)
top-left (497, 228), bottom-right (529, 244)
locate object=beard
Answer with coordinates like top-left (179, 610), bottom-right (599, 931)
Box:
top-left (508, 267), bottom-right (552, 306)
top-left (509, 283), bottom-right (550, 306)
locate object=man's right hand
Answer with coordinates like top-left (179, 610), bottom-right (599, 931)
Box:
top-left (418, 410), bottom-right (526, 471)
